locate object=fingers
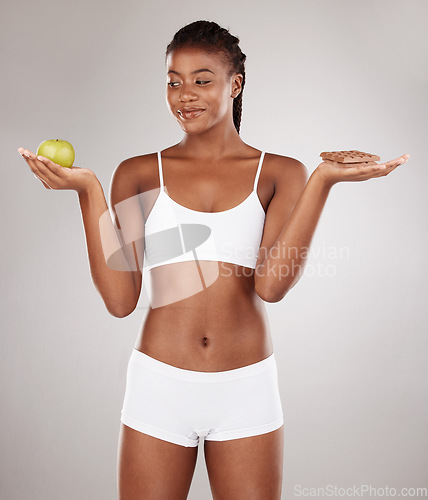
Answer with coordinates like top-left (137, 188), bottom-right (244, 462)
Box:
top-left (19, 149), bottom-right (40, 177)
top-left (382, 155), bottom-right (408, 169)
top-left (18, 147), bottom-right (63, 188)
top-left (33, 172), bottom-right (52, 189)
top-left (362, 154), bottom-right (409, 180)
top-left (18, 147), bottom-right (33, 161)
top-left (354, 154), bottom-right (409, 170)
top-left (379, 154), bottom-right (409, 171)
top-left (371, 163), bottom-right (400, 178)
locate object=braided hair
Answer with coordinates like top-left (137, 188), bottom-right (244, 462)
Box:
top-left (165, 20), bottom-right (247, 135)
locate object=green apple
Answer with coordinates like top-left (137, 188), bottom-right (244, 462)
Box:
top-left (36, 139), bottom-right (75, 168)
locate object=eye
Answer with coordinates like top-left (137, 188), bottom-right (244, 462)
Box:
top-left (167, 81), bottom-right (211, 88)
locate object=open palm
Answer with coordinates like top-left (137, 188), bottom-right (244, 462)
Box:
top-left (18, 147), bottom-right (96, 194)
top-left (316, 153), bottom-right (410, 186)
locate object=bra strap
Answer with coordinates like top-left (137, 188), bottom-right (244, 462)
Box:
top-left (253, 151), bottom-right (265, 191)
top-left (157, 151), bottom-right (165, 190)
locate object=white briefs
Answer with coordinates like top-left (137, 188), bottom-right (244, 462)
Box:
top-left (120, 348), bottom-right (284, 447)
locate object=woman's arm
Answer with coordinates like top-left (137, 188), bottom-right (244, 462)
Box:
top-left (255, 153), bottom-right (410, 303)
top-left (78, 175), bottom-right (139, 317)
top-left (18, 148), bottom-right (143, 317)
top-left (254, 165), bottom-right (329, 302)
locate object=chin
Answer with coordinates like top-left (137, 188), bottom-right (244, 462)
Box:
top-left (179, 127), bottom-right (205, 135)
top-left (177, 120), bottom-right (207, 132)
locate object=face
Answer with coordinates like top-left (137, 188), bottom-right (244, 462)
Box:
top-left (165, 47), bottom-right (242, 133)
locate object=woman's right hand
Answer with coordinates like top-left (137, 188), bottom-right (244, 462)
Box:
top-left (18, 147), bottom-right (97, 194)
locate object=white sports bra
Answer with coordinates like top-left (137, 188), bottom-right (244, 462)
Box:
top-left (143, 151), bottom-right (267, 272)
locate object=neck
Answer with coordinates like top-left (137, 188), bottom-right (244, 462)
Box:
top-left (176, 122), bottom-right (245, 160)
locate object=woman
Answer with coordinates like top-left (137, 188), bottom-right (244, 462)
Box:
top-left (18, 19), bottom-right (409, 500)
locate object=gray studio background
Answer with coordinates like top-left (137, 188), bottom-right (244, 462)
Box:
top-left (2, 0), bottom-right (427, 498)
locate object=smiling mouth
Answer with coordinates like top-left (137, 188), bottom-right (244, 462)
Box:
top-left (178, 109), bottom-right (205, 120)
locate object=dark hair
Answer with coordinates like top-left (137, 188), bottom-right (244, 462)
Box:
top-left (165, 20), bottom-right (247, 135)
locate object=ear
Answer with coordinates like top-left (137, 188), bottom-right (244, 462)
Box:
top-left (231, 73), bottom-right (243, 98)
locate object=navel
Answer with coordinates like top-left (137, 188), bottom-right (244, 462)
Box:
top-left (202, 336), bottom-right (209, 347)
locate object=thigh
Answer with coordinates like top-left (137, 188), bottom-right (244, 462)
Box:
top-left (118, 423), bottom-right (198, 500)
top-left (204, 425), bottom-right (284, 500)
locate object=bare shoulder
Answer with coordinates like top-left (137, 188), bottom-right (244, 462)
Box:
top-left (112, 152), bottom-right (157, 179)
top-left (265, 152), bottom-right (308, 185)
top-left (110, 152), bottom-right (159, 197)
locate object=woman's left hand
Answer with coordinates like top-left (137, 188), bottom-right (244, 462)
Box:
top-left (315, 153), bottom-right (410, 186)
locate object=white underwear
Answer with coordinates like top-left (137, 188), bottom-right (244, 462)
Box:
top-left (120, 348), bottom-right (284, 447)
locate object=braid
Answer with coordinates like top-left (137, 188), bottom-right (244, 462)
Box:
top-left (165, 20), bottom-right (247, 135)
top-left (233, 63), bottom-right (245, 135)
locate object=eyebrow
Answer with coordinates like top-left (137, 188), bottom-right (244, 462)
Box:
top-left (167, 68), bottom-right (215, 76)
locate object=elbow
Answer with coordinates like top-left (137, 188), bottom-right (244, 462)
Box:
top-left (262, 289), bottom-right (290, 303)
top-left (255, 280), bottom-right (290, 303)
top-left (256, 274), bottom-right (301, 302)
top-left (255, 265), bottom-right (305, 302)
top-left (106, 300), bottom-right (137, 318)
top-left (110, 308), bottom-right (134, 318)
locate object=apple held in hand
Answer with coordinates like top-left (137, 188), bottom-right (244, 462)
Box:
top-left (36, 139), bottom-right (75, 168)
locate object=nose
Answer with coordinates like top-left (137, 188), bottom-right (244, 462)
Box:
top-left (178, 83), bottom-right (198, 102)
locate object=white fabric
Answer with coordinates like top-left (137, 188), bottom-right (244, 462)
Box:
top-left (143, 151), bottom-right (267, 272)
top-left (120, 348), bottom-right (284, 447)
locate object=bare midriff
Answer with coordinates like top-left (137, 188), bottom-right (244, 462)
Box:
top-left (133, 260), bottom-right (273, 372)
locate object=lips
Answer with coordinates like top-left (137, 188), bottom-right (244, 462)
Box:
top-left (178, 108), bottom-right (205, 120)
